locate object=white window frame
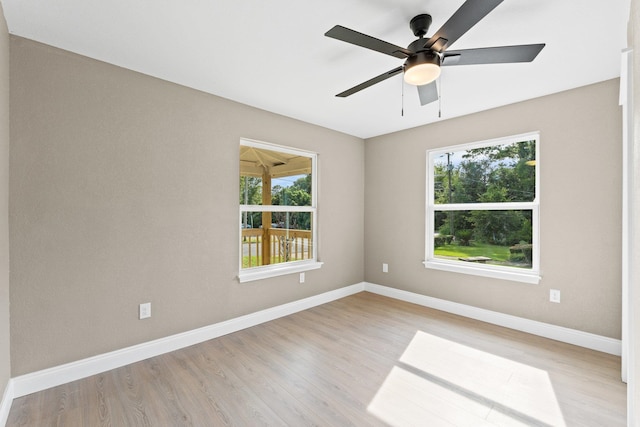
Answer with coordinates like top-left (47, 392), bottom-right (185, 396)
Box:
top-left (238, 138), bottom-right (322, 283)
top-left (424, 132), bottom-right (541, 284)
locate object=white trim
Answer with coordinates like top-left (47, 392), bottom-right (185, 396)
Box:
top-left (425, 132), bottom-right (541, 280)
top-left (433, 202), bottom-right (539, 211)
top-left (424, 259), bottom-right (541, 285)
top-left (364, 282), bottom-right (621, 356)
top-left (238, 261), bottom-right (323, 283)
top-left (0, 380), bottom-right (14, 427)
top-left (240, 137), bottom-right (317, 158)
top-left (621, 47), bottom-right (633, 384)
top-left (11, 283), bottom-right (364, 398)
top-left (429, 132), bottom-right (542, 155)
top-left (239, 138), bottom-right (319, 278)
top-left (240, 205), bottom-right (314, 213)
top-left (7, 281), bottom-right (621, 404)
top-left (620, 47), bottom-right (636, 426)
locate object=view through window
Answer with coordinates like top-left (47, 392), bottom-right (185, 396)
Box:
top-left (239, 140), bottom-right (318, 280)
top-left (426, 133), bottom-right (540, 283)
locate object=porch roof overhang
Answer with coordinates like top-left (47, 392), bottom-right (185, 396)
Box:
top-left (240, 145), bottom-right (311, 178)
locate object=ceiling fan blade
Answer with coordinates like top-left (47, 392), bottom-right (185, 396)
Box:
top-left (424, 0), bottom-right (503, 52)
top-left (443, 44), bottom-right (545, 66)
top-left (336, 66), bottom-right (403, 98)
top-left (417, 81), bottom-right (438, 106)
top-left (325, 25), bottom-right (412, 59)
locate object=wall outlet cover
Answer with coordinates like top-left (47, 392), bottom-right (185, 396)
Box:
top-left (139, 302), bottom-right (151, 319)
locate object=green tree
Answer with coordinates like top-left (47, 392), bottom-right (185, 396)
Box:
top-left (271, 175), bottom-right (312, 230)
top-left (456, 158), bottom-right (489, 203)
top-left (464, 140), bottom-right (535, 244)
top-left (434, 140), bottom-right (536, 246)
top-left (240, 176), bottom-right (263, 228)
top-left (239, 176), bottom-right (262, 204)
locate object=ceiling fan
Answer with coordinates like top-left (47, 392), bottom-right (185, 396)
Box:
top-left (325, 0), bottom-right (545, 106)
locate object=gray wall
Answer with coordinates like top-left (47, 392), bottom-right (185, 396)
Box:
top-left (5, 33), bottom-right (626, 378)
top-left (365, 79), bottom-right (623, 339)
top-left (9, 36), bottom-right (365, 375)
top-left (0, 0), bottom-right (11, 400)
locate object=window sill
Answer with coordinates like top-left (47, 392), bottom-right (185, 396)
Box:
top-left (238, 261), bottom-right (323, 283)
top-left (423, 259), bottom-right (541, 285)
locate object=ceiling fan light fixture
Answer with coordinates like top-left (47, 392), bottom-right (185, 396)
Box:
top-left (404, 52), bottom-right (441, 86)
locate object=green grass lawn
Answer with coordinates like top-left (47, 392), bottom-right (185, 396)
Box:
top-left (434, 242), bottom-right (511, 262)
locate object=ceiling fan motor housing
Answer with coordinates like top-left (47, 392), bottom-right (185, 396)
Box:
top-left (403, 51), bottom-right (441, 85)
top-left (410, 14), bottom-right (432, 37)
top-left (405, 51), bottom-right (440, 69)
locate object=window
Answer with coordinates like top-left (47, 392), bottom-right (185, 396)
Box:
top-left (425, 133), bottom-right (540, 284)
top-left (238, 139), bottom-right (321, 282)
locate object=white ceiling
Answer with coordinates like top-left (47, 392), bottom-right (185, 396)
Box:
top-left (1, 0), bottom-right (631, 139)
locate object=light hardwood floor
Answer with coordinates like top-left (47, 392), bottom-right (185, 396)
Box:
top-left (7, 292), bottom-right (626, 426)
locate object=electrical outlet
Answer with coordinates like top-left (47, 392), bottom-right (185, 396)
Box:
top-left (139, 302), bottom-right (151, 319)
top-left (382, 263), bottom-right (389, 273)
top-left (550, 289), bottom-right (561, 303)
top-left (299, 272), bottom-right (305, 283)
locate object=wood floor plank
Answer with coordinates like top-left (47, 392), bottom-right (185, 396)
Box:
top-left (232, 324), bottom-right (386, 426)
top-left (7, 292), bottom-right (627, 426)
top-left (202, 338), bottom-right (327, 426)
top-left (226, 326), bottom-right (380, 426)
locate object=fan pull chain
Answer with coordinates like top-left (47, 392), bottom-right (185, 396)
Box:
top-left (401, 79), bottom-right (404, 117)
top-left (438, 77), bottom-right (442, 118)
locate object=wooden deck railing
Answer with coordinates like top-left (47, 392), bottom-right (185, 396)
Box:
top-left (242, 228), bottom-right (312, 268)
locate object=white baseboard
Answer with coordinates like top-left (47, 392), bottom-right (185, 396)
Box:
top-left (364, 282), bottom-right (622, 356)
top-left (8, 281), bottom-right (621, 406)
top-left (11, 283), bottom-right (365, 399)
top-left (0, 380), bottom-right (13, 427)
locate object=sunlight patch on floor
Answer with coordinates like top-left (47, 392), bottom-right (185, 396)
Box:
top-left (367, 331), bottom-right (566, 427)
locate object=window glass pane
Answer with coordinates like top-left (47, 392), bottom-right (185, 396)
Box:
top-left (271, 175), bottom-right (312, 207)
top-left (241, 211), bottom-right (313, 269)
top-left (240, 145), bottom-right (312, 207)
top-left (239, 176), bottom-right (263, 205)
top-left (433, 210), bottom-right (533, 269)
top-left (433, 139), bottom-right (536, 204)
